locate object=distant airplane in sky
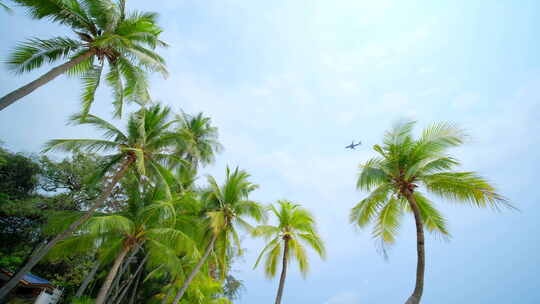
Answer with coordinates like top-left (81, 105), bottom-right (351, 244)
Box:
top-left (345, 140), bottom-right (362, 150)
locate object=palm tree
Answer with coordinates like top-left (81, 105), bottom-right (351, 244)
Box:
top-left (253, 200), bottom-right (326, 304)
top-left (48, 181), bottom-right (195, 304)
top-left (350, 121), bottom-right (512, 304)
top-left (0, 0), bottom-right (167, 116)
top-left (176, 111), bottom-right (222, 169)
top-left (171, 167), bottom-right (266, 304)
top-left (0, 104), bottom-right (184, 300)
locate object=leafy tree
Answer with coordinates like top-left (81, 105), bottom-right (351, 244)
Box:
top-left (172, 167), bottom-right (266, 304)
top-left (253, 200), bottom-right (325, 304)
top-left (350, 121), bottom-right (511, 304)
top-left (0, 104), bottom-right (185, 299)
top-left (0, 147), bottom-right (43, 273)
top-left (38, 151), bottom-right (108, 211)
top-left (0, 147), bottom-right (40, 200)
top-left (0, 0), bottom-right (168, 116)
top-left (0, 149), bottom-right (108, 300)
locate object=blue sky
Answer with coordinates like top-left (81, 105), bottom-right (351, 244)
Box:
top-left (1, 0), bottom-right (540, 303)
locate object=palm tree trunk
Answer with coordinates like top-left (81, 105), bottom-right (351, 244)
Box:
top-left (110, 245), bottom-right (142, 302)
top-left (0, 157), bottom-right (133, 301)
top-left (95, 245), bottom-right (132, 304)
top-left (128, 270), bottom-right (142, 304)
top-left (404, 190), bottom-right (425, 304)
top-left (0, 50), bottom-right (95, 111)
top-left (75, 259), bottom-right (101, 298)
top-left (114, 254), bottom-right (149, 304)
top-left (274, 238), bottom-right (289, 304)
top-left (172, 233), bottom-right (218, 304)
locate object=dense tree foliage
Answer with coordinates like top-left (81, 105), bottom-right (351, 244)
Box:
top-left (0, 148), bottom-right (109, 298)
top-left (0, 1), bottom-right (510, 303)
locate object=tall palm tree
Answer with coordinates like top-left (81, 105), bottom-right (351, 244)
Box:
top-left (171, 167), bottom-right (266, 304)
top-left (0, 0), bottom-right (167, 116)
top-left (350, 121), bottom-right (512, 304)
top-left (0, 104), bottom-right (184, 300)
top-left (176, 112), bottom-right (222, 169)
top-left (253, 200), bottom-right (326, 304)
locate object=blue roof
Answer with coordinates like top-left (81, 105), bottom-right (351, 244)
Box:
top-left (22, 273), bottom-right (51, 285)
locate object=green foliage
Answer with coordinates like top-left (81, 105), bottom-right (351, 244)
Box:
top-left (350, 120), bottom-right (511, 253)
top-left (43, 104), bottom-right (188, 189)
top-left (176, 112), bottom-right (223, 168)
top-left (253, 200), bottom-right (325, 278)
top-left (0, 147), bottom-right (40, 200)
top-left (0, 148), bottom-right (117, 296)
top-left (8, 0), bottom-right (168, 116)
top-left (0, 105), bottom-right (243, 302)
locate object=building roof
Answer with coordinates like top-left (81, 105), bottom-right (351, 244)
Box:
top-left (21, 273), bottom-right (51, 286)
top-left (0, 269), bottom-right (55, 290)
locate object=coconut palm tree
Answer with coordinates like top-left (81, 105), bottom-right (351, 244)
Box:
top-left (176, 112), bottom-right (222, 169)
top-left (350, 121), bottom-right (512, 304)
top-left (48, 180), bottom-right (195, 304)
top-left (171, 167), bottom-right (266, 304)
top-left (0, 104), bottom-right (184, 300)
top-left (0, 0), bottom-right (167, 116)
top-left (252, 200), bottom-right (326, 304)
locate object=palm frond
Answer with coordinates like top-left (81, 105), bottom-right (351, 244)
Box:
top-left (252, 225), bottom-right (280, 239)
top-left (297, 232), bottom-right (326, 259)
top-left (288, 238), bottom-right (309, 277)
top-left (80, 62), bottom-right (104, 116)
top-left (106, 62), bottom-right (125, 117)
top-left (357, 157), bottom-right (389, 191)
top-left (422, 172), bottom-right (513, 210)
top-left (43, 138), bottom-right (119, 153)
top-left (350, 184), bottom-right (392, 228)
top-left (69, 112), bottom-right (127, 141)
top-left (84, 215), bottom-right (134, 235)
top-left (13, 0), bottom-right (96, 32)
top-left (145, 228), bottom-right (197, 257)
top-left (263, 240), bottom-right (281, 279)
top-left (65, 49), bottom-right (95, 76)
top-left (7, 36), bottom-right (82, 74)
top-left (372, 198), bottom-right (402, 247)
top-left (413, 192), bottom-right (450, 238)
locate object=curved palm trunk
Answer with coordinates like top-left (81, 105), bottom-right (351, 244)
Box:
top-left (0, 50), bottom-right (95, 111)
top-left (404, 190), bottom-right (425, 304)
top-left (95, 245), bottom-right (132, 304)
top-left (128, 269), bottom-right (142, 304)
top-left (172, 233), bottom-right (218, 304)
top-left (274, 238), bottom-right (289, 304)
top-left (114, 254), bottom-right (149, 304)
top-left (0, 158), bottom-right (133, 301)
top-left (110, 245), bottom-right (142, 301)
top-left (75, 259), bottom-right (101, 298)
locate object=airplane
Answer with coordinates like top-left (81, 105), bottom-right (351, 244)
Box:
top-left (345, 140), bottom-right (362, 150)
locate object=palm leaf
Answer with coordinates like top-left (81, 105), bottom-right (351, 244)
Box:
top-left (7, 36), bottom-right (82, 74)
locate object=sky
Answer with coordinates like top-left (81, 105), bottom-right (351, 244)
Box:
top-left (1, 0), bottom-right (540, 303)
